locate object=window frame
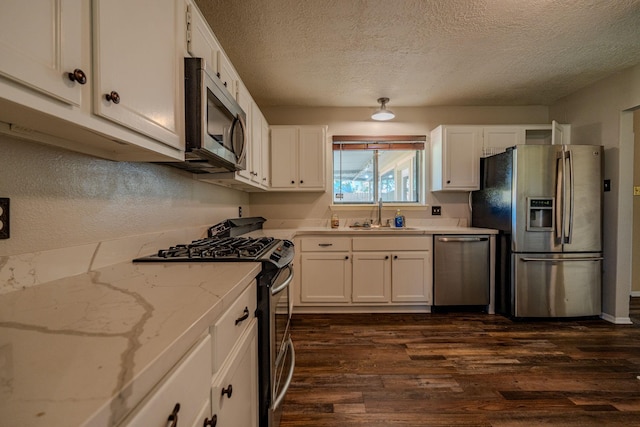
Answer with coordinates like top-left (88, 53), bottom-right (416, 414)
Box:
top-left (331, 135), bottom-right (427, 206)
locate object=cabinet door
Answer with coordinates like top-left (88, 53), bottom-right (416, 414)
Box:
top-left (211, 321), bottom-right (258, 427)
top-left (352, 252), bottom-right (391, 303)
top-left (0, 0), bottom-right (82, 105)
top-left (186, 1), bottom-right (217, 71)
top-left (270, 127), bottom-right (298, 188)
top-left (260, 116), bottom-right (270, 188)
top-left (442, 127), bottom-right (482, 190)
top-left (298, 126), bottom-right (326, 189)
top-left (250, 102), bottom-right (264, 184)
top-left (300, 253), bottom-right (351, 303)
top-left (93, 0), bottom-right (181, 149)
top-left (391, 252), bottom-right (431, 303)
top-left (483, 126), bottom-right (524, 157)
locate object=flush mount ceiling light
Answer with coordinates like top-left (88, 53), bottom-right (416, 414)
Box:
top-left (371, 97), bottom-right (395, 121)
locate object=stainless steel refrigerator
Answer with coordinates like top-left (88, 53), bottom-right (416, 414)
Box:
top-left (472, 144), bottom-right (603, 318)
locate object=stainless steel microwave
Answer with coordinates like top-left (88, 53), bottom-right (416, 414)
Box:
top-left (166, 57), bottom-right (247, 174)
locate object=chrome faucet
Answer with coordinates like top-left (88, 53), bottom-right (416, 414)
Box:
top-left (376, 198), bottom-right (383, 226)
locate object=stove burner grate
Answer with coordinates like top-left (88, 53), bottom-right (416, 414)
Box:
top-left (156, 236), bottom-right (276, 260)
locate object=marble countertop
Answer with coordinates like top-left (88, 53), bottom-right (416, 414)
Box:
top-left (0, 261), bottom-right (261, 427)
top-left (257, 225), bottom-right (498, 237)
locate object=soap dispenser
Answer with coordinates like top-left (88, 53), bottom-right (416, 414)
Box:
top-left (394, 209), bottom-right (405, 228)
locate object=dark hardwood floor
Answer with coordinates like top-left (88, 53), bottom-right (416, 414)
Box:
top-left (281, 302), bottom-right (640, 427)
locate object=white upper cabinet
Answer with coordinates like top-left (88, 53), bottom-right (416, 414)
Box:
top-left (430, 125), bottom-right (483, 192)
top-left (482, 126), bottom-right (525, 157)
top-left (432, 122), bottom-right (572, 192)
top-left (0, 0), bottom-right (83, 106)
top-left (270, 125), bottom-right (326, 191)
top-left (92, 0), bottom-right (181, 149)
top-left (185, 0), bottom-right (237, 100)
top-left (0, 0), bottom-right (184, 161)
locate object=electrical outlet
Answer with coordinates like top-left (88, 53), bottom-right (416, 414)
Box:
top-left (238, 206), bottom-right (243, 217)
top-left (634, 186), bottom-right (640, 196)
top-left (0, 198), bottom-right (9, 239)
top-left (431, 206), bottom-right (442, 216)
top-left (604, 179), bottom-right (611, 192)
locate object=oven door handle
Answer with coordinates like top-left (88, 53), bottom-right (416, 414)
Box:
top-left (272, 337), bottom-right (295, 410)
top-left (271, 264), bottom-right (293, 296)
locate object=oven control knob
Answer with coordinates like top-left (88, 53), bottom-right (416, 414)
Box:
top-left (270, 252), bottom-right (282, 262)
top-left (282, 240), bottom-right (294, 248)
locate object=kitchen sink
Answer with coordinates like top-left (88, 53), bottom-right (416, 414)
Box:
top-left (349, 226), bottom-right (421, 231)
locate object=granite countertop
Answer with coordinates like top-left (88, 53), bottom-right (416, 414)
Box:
top-left (0, 261), bottom-right (261, 427)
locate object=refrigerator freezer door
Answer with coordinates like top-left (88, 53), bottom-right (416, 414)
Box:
top-left (561, 145), bottom-right (603, 252)
top-left (512, 253), bottom-right (602, 317)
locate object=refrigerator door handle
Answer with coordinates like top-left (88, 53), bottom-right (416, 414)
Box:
top-left (520, 256), bottom-right (603, 262)
top-left (565, 150), bottom-right (574, 244)
top-left (555, 151), bottom-right (564, 244)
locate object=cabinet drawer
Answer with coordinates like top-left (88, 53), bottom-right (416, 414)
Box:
top-left (300, 237), bottom-right (351, 252)
top-left (120, 335), bottom-right (211, 427)
top-left (352, 236), bottom-right (432, 251)
top-left (211, 282), bottom-right (257, 373)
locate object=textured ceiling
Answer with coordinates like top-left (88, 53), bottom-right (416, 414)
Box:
top-left (195, 0), bottom-right (640, 108)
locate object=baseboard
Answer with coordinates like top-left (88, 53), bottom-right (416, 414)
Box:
top-left (600, 312), bottom-right (633, 324)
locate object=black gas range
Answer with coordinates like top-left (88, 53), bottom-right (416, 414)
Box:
top-left (132, 217), bottom-right (295, 427)
top-left (133, 216), bottom-right (293, 269)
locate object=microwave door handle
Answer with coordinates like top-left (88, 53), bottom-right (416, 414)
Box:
top-left (232, 115), bottom-right (247, 164)
top-left (271, 264), bottom-right (293, 296)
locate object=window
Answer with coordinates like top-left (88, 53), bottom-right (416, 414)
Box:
top-left (332, 135), bottom-right (426, 204)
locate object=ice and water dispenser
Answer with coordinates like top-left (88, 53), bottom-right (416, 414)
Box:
top-left (526, 197), bottom-right (554, 230)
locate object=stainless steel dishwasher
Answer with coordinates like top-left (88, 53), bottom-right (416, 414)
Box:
top-left (433, 235), bottom-right (490, 306)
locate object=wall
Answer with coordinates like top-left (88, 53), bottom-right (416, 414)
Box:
top-left (251, 105), bottom-right (549, 227)
top-left (0, 135), bottom-right (249, 257)
top-left (549, 63), bottom-right (640, 322)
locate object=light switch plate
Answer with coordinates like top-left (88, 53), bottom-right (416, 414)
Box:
top-left (0, 198), bottom-right (9, 239)
top-left (634, 186), bottom-right (640, 196)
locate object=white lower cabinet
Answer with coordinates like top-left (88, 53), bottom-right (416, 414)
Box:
top-left (352, 252), bottom-right (391, 303)
top-left (300, 252), bottom-right (352, 303)
top-left (119, 282), bottom-right (258, 427)
top-left (390, 252), bottom-right (432, 303)
top-left (352, 251), bottom-right (431, 304)
top-left (119, 335), bottom-right (212, 427)
top-left (211, 320), bottom-right (258, 427)
top-left (299, 235), bottom-right (433, 308)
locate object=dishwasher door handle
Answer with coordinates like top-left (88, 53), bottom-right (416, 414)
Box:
top-left (437, 236), bottom-right (488, 243)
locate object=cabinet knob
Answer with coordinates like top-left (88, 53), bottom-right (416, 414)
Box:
top-left (105, 91), bottom-right (120, 104)
top-left (345, 256), bottom-right (349, 260)
top-left (216, 72), bottom-right (221, 78)
top-left (385, 255), bottom-right (389, 260)
top-left (291, 180), bottom-right (295, 184)
top-left (446, 180), bottom-right (451, 184)
top-left (394, 255), bottom-right (398, 260)
top-left (167, 403), bottom-right (180, 427)
top-left (221, 384), bottom-right (233, 398)
top-left (300, 180), bottom-right (304, 184)
top-left (67, 68), bottom-right (87, 85)
top-left (203, 415), bottom-right (218, 426)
